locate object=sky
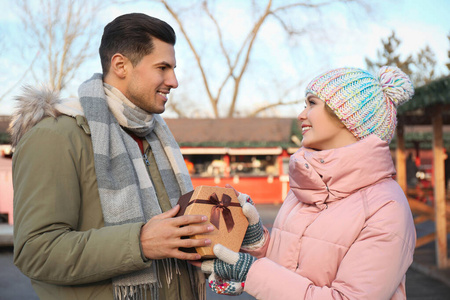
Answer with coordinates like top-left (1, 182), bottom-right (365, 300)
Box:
top-left (0, 0), bottom-right (449, 117)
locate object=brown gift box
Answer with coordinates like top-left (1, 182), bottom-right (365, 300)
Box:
top-left (176, 186), bottom-right (249, 259)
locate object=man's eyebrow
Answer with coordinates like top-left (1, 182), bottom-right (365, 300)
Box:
top-left (156, 61), bottom-right (176, 68)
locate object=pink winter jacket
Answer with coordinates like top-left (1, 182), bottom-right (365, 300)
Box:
top-left (244, 135), bottom-right (416, 299)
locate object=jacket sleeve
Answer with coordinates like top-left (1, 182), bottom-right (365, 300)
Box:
top-left (244, 201), bottom-right (416, 299)
top-left (12, 121), bottom-right (151, 285)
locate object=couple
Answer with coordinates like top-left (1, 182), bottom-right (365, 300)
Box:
top-left (10, 13), bottom-right (415, 300)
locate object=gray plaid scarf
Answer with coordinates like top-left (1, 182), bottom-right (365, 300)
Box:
top-left (72, 73), bottom-right (204, 300)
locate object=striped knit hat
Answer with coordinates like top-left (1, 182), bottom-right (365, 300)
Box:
top-left (305, 66), bottom-right (414, 143)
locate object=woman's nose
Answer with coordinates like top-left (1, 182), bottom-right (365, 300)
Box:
top-left (298, 108), bottom-right (307, 121)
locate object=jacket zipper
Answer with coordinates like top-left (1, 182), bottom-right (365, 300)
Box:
top-left (143, 147), bottom-right (151, 166)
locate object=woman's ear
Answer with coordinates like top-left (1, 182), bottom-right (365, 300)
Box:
top-left (110, 53), bottom-right (129, 79)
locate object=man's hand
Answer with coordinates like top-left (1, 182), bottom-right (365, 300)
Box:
top-left (140, 204), bottom-right (214, 260)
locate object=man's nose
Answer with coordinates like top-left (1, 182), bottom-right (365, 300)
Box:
top-left (167, 71), bottom-right (178, 89)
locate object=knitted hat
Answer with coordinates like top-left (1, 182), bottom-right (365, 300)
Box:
top-left (305, 66), bottom-right (414, 143)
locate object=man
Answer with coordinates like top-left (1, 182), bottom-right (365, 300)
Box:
top-left (10, 13), bottom-right (211, 300)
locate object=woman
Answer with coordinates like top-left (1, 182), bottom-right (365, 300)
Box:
top-left (200, 66), bottom-right (417, 299)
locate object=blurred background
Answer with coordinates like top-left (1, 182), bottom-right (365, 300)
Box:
top-left (1, 0), bottom-right (450, 299)
top-left (0, 0), bottom-right (448, 118)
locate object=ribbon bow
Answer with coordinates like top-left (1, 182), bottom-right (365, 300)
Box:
top-left (209, 192), bottom-right (235, 233)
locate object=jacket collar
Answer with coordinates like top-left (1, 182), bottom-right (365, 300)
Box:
top-left (289, 135), bottom-right (396, 210)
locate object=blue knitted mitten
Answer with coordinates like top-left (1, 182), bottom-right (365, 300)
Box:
top-left (237, 193), bottom-right (265, 249)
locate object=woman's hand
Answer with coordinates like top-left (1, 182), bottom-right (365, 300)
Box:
top-left (200, 244), bottom-right (256, 295)
top-left (201, 244), bottom-right (256, 282)
top-left (225, 184), bottom-right (265, 249)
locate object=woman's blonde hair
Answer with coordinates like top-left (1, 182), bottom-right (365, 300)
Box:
top-left (324, 103), bottom-right (343, 125)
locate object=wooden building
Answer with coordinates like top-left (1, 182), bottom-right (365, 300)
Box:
top-left (165, 118), bottom-right (302, 204)
top-left (396, 75), bottom-right (450, 269)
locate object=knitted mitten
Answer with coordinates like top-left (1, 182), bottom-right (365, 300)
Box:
top-left (207, 273), bottom-right (245, 295)
top-left (237, 193), bottom-right (265, 249)
top-left (202, 244), bottom-right (256, 282)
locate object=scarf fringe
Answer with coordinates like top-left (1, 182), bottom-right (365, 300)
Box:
top-left (114, 283), bottom-right (158, 300)
top-left (188, 264), bottom-right (206, 300)
top-left (156, 258), bottom-right (182, 287)
top-left (156, 258), bottom-right (206, 300)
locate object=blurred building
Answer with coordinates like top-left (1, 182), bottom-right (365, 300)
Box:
top-left (1, 114), bottom-right (450, 204)
top-left (0, 115), bottom-right (11, 142)
top-left (165, 118), bottom-right (302, 203)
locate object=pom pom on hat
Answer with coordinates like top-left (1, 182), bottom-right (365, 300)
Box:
top-left (378, 66), bottom-right (414, 107)
top-left (305, 66), bottom-right (414, 144)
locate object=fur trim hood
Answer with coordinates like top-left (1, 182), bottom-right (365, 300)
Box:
top-left (9, 86), bottom-right (62, 148)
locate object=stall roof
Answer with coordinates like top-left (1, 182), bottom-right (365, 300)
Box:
top-left (397, 76), bottom-right (450, 124)
top-left (165, 118), bottom-right (302, 149)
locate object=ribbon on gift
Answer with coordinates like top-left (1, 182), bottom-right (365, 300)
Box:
top-left (209, 192), bottom-right (235, 233)
top-left (187, 192), bottom-right (240, 233)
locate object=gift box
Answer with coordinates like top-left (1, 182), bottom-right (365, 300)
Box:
top-left (176, 186), bottom-right (249, 259)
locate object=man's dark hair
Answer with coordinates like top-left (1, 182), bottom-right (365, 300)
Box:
top-left (99, 13), bottom-right (176, 75)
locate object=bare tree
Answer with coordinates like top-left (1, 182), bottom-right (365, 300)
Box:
top-left (365, 31), bottom-right (440, 87)
top-left (247, 79), bottom-right (306, 117)
top-left (0, 52), bottom-right (39, 102)
top-left (0, 30), bottom-right (10, 102)
top-left (15, 0), bottom-right (102, 91)
top-left (412, 45), bottom-right (437, 87)
top-left (150, 0), bottom-right (370, 118)
top-left (0, 20), bottom-right (39, 102)
top-left (365, 30), bottom-right (414, 77)
top-left (447, 33), bottom-right (450, 72)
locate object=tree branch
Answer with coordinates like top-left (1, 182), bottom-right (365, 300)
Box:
top-left (227, 0), bottom-right (273, 117)
top-left (0, 51), bottom-right (40, 102)
top-left (159, 0), bottom-right (219, 117)
top-left (14, 0), bottom-right (100, 92)
top-left (248, 99), bottom-right (304, 117)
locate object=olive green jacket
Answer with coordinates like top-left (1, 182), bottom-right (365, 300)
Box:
top-left (12, 115), bottom-right (197, 299)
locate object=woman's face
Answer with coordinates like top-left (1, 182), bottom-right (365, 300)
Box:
top-left (298, 95), bottom-right (358, 150)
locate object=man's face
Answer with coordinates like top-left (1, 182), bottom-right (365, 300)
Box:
top-left (124, 39), bottom-right (178, 114)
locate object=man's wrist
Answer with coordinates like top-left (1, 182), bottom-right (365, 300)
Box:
top-left (139, 224), bottom-right (150, 262)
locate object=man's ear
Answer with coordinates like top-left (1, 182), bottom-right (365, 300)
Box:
top-left (110, 53), bottom-right (129, 79)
